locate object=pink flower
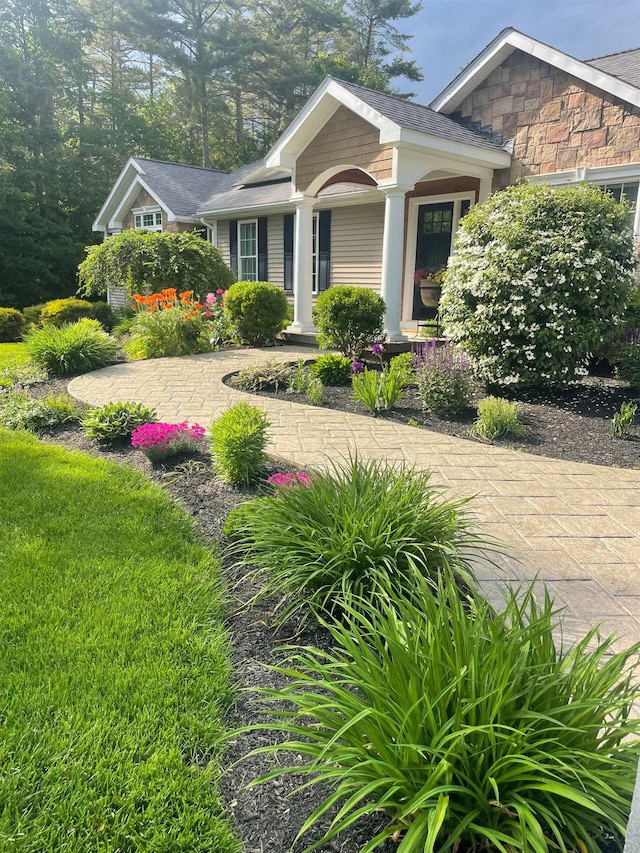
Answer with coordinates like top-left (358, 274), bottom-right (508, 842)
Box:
top-left (204, 311), bottom-right (212, 318)
top-left (267, 471), bottom-right (314, 490)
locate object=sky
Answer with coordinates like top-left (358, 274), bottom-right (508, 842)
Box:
top-left (399, 0), bottom-right (640, 104)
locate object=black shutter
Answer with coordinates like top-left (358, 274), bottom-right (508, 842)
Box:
top-left (283, 213), bottom-right (294, 293)
top-left (257, 216), bottom-right (268, 281)
top-left (317, 209), bottom-right (331, 292)
top-left (229, 220), bottom-right (238, 278)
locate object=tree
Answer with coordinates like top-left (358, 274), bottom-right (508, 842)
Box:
top-left (78, 229), bottom-right (235, 301)
top-left (440, 183), bottom-right (638, 387)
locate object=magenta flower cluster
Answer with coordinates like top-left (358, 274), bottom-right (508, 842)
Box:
top-left (131, 421), bottom-right (205, 461)
top-left (267, 471), bottom-right (314, 490)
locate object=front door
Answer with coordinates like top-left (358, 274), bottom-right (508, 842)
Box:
top-left (413, 201), bottom-right (454, 320)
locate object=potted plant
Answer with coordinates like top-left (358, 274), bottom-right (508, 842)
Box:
top-left (414, 267), bottom-right (446, 308)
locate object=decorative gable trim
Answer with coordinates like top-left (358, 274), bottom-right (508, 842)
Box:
top-left (431, 28), bottom-right (640, 115)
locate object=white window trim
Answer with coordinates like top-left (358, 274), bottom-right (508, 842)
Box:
top-left (312, 213), bottom-right (319, 295)
top-left (528, 163), bottom-right (640, 238)
top-left (401, 191), bottom-right (476, 323)
top-left (132, 205), bottom-right (163, 231)
top-left (239, 218), bottom-right (258, 281)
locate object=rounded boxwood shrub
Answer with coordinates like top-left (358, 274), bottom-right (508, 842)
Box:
top-left (312, 285), bottom-right (385, 358)
top-left (0, 307), bottom-right (25, 342)
top-left (440, 182), bottom-right (637, 387)
top-left (224, 281), bottom-right (288, 346)
top-left (40, 298), bottom-right (95, 326)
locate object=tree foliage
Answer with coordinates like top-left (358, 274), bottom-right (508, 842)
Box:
top-left (78, 230), bottom-right (235, 300)
top-left (440, 183), bottom-right (637, 387)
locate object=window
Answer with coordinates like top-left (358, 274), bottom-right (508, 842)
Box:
top-left (239, 219), bottom-right (258, 280)
top-left (599, 182), bottom-right (638, 232)
top-left (133, 210), bottom-right (162, 230)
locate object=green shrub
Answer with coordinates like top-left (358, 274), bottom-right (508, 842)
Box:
top-left (0, 390), bottom-right (80, 432)
top-left (414, 340), bottom-right (472, 418)
top-left (112, 317), bottom-right (136, 338)
top-left (0, 307), bottom-right (25, 342)
top-left (125, 306), bottom-right (215, 360)
top-left (614, 340), bottom-right (640, 388)
top-left (312, 285), bottom-right (385, 357)
top-left (90, 300), bottom-right (116, 330)
top-left (209, 402), bottom-right (270, 485)
top-left (611, 400), bottom-right (637, 438)
top-left (81, 401), bottom-right (157, 443)
top-left (234, 359), bottom-right (293, 392)
top-left (22, 303), bottom-right (46, 328)
top-left (40, 297), bottom-right (95, 326)
top-left (225, 457), bottom-right (480, 624)
top-left (440, 182), bottom-right (637, 387)
top-left (351, 367), bottom-right (406, 413)
top-left (389, 351), bottom-right (415, 384)
top-left (224, 281), bottom-right (288, 346)
top-left (309, 353), bottom-right (352, 385)
top-left (78, 230), bottom-right (235, 302)
top-left (470, 395), bottom-right (526, 440)
top-left (244, 570), bottom-right (640, 852)
top-left (26, 319), bottom-right (119, 377)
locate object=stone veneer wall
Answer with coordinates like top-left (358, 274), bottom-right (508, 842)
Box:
top-left (450, 50), bottom-right (640, 189)
top-left (123, 187), bottom-right (194, 233)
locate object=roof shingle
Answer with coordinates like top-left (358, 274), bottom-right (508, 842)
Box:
top-left (585, 47), bottom-right (640, 89)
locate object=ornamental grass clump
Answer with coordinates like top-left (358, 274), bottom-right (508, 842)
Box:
top-left (414, 339), bottom-right (472, 418)
top-left (351, 367), bottom-right (406, 414)
top-left (470, 395), bottom-right (526, 440)
top-left (209, 402), bottom-right (270, 485)
top-left (242, 569), bottom-right (640, 853)
top-left (26, 318), bottom-right (119, 377)
top-left (225, 457), bottom-right (482, 624)
top-left (131, 421), bottom-right (205, 462)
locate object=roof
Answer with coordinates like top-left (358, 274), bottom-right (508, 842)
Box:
top-left (585, 47), bottom-right (640, 89)
top-left (431, 28), bottom-right (640, 114)
top-left (330, 80), bottom-right (506, 153)
top-left (130, 158), bottom-right (229, 217)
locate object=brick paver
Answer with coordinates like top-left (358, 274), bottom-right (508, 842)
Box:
top-left (69, 347), bottom-right (640, 649)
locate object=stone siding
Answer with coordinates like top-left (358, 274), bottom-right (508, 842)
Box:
top-left (451, 51), bottom-right (640, 188)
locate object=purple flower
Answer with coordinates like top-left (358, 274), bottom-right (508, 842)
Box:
top-left (371, 344), bottom-right (383, 355)
top-left (351, 360), bottom-right (365, 375)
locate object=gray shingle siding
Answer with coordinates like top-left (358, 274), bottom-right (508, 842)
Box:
top-left (585, 48), bottom-right (640, 89)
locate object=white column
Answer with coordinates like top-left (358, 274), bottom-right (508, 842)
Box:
top-left (478, 175), bottom-right (493, 204)
top-left (289, 197), bottom-right (316, 333)
top-left (380, 187), bottom-right (409, 342)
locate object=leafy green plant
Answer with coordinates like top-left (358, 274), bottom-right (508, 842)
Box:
top-left (309, 353), bottom-right (352, 386)
top-left (614, 340), bottom-right (640, 388)
top-left (389, 351), bottom-right (415, 384)
top-left (0, 307), bottom-right (25, 342)
top-left (242, 570), bottom-right (640, 853)
top-left (21, 303), bottom-right (46, 328)
top-left (90, 300), bottom-right (116, 330)
top-left (287, 358), bottom-right (307, 393)
top-left (81, 401), bottom-right (157, 443)
top-left (40, 297), bottom-right (95, 326)
top-left (0, 390), bottom-right (80, 432)
top-left (440, 182), bottom-right (637, 387)
top-left (351, 367), bottom-right (406, 414)
top-left (471, 395), bottom-right (526, 440)
top-left (234, 359), bottom-right (293, 392)
top-left (304, 375), bottom-right (324, 406)
top-left (78, 230), bottom-right (235, 302)
top-left (125, 305), bottom-right (215, 360)
top-left (26, 319), bottom-right (119, 377)
top-left (312, 285), bottom-right (385, 357)
top-left (225, 457), bottom-right (481, 624)
top-left (0, 358), bottom-right (46, 389)
top-left (415, 339), bottom-right (472, 418)
top-left (611, 400), bottom-right (637, 438)
top-left (209, 402), bottom-right (270, 485)
top-left (224, 280), bottom-right (289, 346)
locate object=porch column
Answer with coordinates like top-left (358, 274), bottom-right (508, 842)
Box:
top-left (289, 197), bottom-right (315, 333)
top-left (478, 175), bottom-right (493, 204)
top-left (380, 187), bottom-right (409, 342)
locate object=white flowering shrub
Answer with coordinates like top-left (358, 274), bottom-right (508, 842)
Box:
top-left (440, 183), bottom-right (637, 387)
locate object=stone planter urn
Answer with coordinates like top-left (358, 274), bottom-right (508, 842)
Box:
top-left (419, 279), bottom-right (441, 309)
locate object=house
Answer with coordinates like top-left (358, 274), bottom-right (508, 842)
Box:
top-left (94, 27), bottom-right (640, 340)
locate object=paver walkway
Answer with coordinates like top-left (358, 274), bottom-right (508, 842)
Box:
top-left (69, 346), bottom-right (640, 650)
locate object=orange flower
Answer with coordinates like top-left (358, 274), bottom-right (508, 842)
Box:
top-left (162, 288), bottom-right (177, 297)
top-left (133, 294), bottom-right (145, 302)
top-left (194, 302), bottom-right (202, 310)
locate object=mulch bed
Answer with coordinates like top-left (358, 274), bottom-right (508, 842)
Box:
top-left (7, 375), bottom-right (628, 851)
top-left (227, 368), bottom-right (640, 470)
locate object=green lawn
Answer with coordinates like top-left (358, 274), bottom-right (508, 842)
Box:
top-left (0, 343), bottom-right (28, 366)
top-left (0, 430), bottom-right (238, 852)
